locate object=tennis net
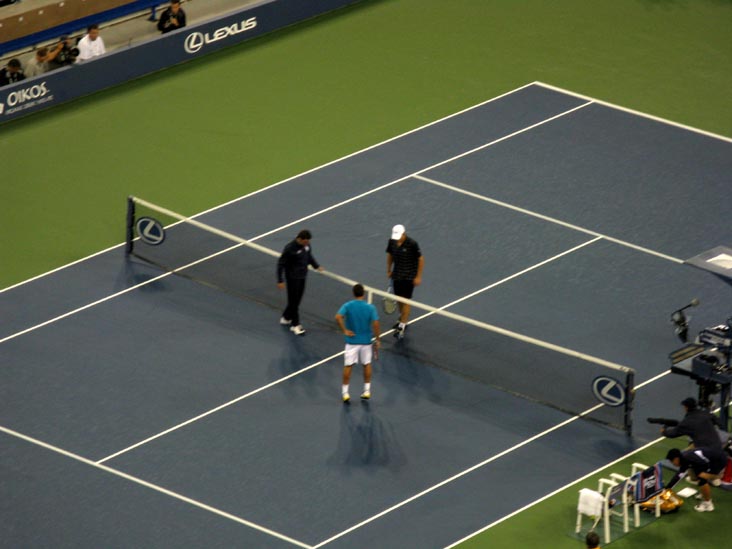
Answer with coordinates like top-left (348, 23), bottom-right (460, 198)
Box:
top-left (126, 196), bottom-right (635, 434)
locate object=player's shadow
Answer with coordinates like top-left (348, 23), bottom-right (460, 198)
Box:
top-left (327, 403), bottom-right (407, 473)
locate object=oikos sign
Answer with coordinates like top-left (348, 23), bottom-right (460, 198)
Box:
top-left (0, 82), bottom-right (53, 115)
top-left (184, 17), bottom-right (258, 54)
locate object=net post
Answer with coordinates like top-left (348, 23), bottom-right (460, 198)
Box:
top-left (624, 370), bottom-right (635, 435)
top-left (125, 196), bottom-right (135, 255)
top-left (367, 289), bottom-right (373, 304)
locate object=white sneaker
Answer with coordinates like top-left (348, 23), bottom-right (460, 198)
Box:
top-left (290, 325), bottom-right (306, 336)
top-left (694, 500), bottom-right (714, 512)
top-left (279, 317), bottom-right (291, 325)
top-left (711, 478), bottom-right (721, 487)
top-left (342, 393), bottom-right (350, 404)
top-left (360, 391), bottom-right (371, 400)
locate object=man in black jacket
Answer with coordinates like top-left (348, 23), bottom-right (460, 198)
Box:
top-left (157, 0), bottom-right (187, 34)
top-left (662, 397), bottom-right (723, 450)
top-left (277, 230), bottom-right (323, 335)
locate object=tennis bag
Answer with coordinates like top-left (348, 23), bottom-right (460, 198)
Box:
top-left (639, 489), bottom-right (684, 513)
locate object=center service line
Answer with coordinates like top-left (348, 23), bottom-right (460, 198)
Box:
top-left (415, 174), bottom-right (684, 265)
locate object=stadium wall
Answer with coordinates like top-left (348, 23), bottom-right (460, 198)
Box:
top-left (0, 0), bottom-right (365, 124)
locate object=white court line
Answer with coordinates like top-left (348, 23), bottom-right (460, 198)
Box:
top-left (442, 370), bottom-right (673, 548)
top-left (0, 102), bottom-right (591, 347)
top-left (0, 242), bottom-right (128, 295)
top-left (0, 425), bottom-right (312, 549)
top-left (96, 351), bottom-right (344, 464)
top-left (99, 237), bottom-right (604, 463)
top-left (534, 81), bottom-right (732, 143)
top-left (415, 174), bottom-right (684, 265)
top-left (6, 237), bottom-right (619, 545)
top-left (442, 436), bottom-right (665, 549)
top-left (315, 370), bottom-right (673, 548)
top-left (4, 80), bottom-right (727, 295)
top-left (0, 82), bottom-right (539, 295)
top-left (444, 370), bottom-right (680, 549)
top-left (313, 405), bottom-right (605, 548)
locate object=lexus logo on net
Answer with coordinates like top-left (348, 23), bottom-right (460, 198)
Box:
top-left (184, 17), bottom-right (258, 54)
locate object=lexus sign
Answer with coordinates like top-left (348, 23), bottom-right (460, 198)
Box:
top-left (184, 17), bottom-right (258, 54)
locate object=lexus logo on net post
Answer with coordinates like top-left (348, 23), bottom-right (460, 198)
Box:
top-left (184, 17), bottom-right (258, 54)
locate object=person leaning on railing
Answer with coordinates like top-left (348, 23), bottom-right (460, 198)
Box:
top-left (157, 0), bottom-right (187, 34)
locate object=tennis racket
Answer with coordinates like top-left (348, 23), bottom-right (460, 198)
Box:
top-left (382, 279), bottom-right (397, 315)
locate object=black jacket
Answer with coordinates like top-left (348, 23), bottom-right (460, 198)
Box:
top-left (277, 240), bottom-right (319, 282)
top-left (663, 409), bottom-right (723, 450)
top-left (157, 7), bottom-right (187, 34)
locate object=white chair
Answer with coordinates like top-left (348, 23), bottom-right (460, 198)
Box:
top-left (575, 487), bottom-right (604, 538)
top-left (576, 475), bottom-right (631, 545)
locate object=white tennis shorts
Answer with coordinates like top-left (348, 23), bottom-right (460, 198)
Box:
top-left (344, 343), bottom-right (372, 366)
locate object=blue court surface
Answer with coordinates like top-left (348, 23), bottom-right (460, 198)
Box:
top-left (2, 82), bottom-right (731, 548)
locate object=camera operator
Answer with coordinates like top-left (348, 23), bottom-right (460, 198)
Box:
top-left (157, 0), bottom-right (187, 34)
top-left (661, 397), bottom-right (724, 451)
top-left (49, 37), bottom-right (80, 70)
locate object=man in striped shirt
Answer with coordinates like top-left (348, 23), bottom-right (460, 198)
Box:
top-left (386, 224), bottom-right (424, 339)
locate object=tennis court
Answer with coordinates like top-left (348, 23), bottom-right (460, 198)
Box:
top-left (1, 82), bottom-right (731, 547)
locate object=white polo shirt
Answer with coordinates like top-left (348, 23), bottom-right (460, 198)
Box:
top-left (76, 34), bottom-right (106, 62)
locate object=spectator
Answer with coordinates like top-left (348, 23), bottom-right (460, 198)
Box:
top-left (0, 58), bottom-right (25, 86)
top-left (585, 531), bottom-right (601, 548)
top-left (76, 25), bottom-right (106, 62)
top-left (157, 0), bottom-right (187, 34)
top-left (25, 44), bottom-right (64, 78)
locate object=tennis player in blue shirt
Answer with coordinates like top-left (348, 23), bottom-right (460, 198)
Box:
top-left (336, 284), bottom-right (380, 403)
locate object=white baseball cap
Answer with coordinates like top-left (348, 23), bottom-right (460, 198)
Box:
top-left (391, 224), bottom-right (405, 240)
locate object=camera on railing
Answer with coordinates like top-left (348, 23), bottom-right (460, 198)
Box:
top-left (55, 36), bottom-right (80, 66)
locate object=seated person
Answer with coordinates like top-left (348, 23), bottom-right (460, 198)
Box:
top-left (665, 447), bottom-right (727, 512)
top-left (157, 0), bottom-right (187, 34)
top-left (0, 58), bottom-right (25, 86)
top-left (76, 25), bottom-right (106, 62)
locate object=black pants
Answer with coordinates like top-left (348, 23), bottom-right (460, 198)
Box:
top-left (283, 277), bottom-right (306, 326)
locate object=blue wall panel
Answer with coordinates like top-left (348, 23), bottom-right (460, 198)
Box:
top-left (0, 0), bottom-right (364, 124)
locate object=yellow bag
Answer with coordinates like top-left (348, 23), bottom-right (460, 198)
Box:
top-left (639, 489), bottom-right (684, 513)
